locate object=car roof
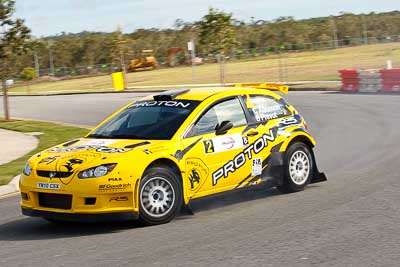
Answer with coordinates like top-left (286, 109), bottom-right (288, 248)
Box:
top-left (145, 87), bottom-right (281, 102)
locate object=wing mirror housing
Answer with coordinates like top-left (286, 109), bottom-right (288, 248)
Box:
top-left (215, 121), bottom-right (233, 135)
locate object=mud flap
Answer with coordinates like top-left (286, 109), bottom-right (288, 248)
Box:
top-left (311, 171), bottom-right (327, 184)
top-left (181, 203), bottom-right (194, 215)
top-left (310, 150), bottom-right (327, 184)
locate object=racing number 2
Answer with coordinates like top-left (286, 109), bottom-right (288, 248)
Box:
top-left (203, 139), bottom-right (215, 154)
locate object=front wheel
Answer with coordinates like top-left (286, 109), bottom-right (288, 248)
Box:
top-left (138, 167), bottom-right (182, 225)
top-left (278, 142), bottom-right (313, 193)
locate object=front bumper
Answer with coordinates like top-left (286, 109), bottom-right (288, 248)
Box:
top-left (20, 189), bottom-right (138, 222)
top-left (22, 207), bottom-right (138, 222)
top-left (19, 171), bottom-right (140, 221)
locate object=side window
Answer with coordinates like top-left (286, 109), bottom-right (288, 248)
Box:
top-left (248, 95), bottom-right (290, 122)
top-left (189, 98), bottom-right (247, 137)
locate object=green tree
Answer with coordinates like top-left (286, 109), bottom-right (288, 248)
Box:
top-left (109, 28), bottom-right (134, 88)
top-left (20, 67), bottom-right (35, 81)
top-left (0, 0), bottom-right (31, 121)
top-left (19, 67), bottom-right (35, 94)
top-left (197, 7), bottom-right (239, 55)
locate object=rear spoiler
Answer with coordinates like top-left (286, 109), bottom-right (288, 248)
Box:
top-left (231, 83), bottom-right (289, 94)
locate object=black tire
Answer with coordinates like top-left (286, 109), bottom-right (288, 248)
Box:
top-left (138, 166), bottom-right (182, 225)
top-left (277, 142), bottom-right (313, 193)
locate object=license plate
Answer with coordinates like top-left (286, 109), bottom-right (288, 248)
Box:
top-left (37, 182), bottom-right (61, 190)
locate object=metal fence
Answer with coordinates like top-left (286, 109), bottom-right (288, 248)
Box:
top-left (3, 34), bottom-right (396, 94)
top-left (31, 35), bottom-right (400, 79)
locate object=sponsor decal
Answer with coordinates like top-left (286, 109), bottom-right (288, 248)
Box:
top-left (49, 145), bottom-right (131, 153)
top-left (256, 112), bottom-right (279, 121)
top-left (252, 103), bottom-right (284, 122)
top-left (99, 183), bottom-right (132, 192)
top-left (277, 115), bottom-right (302, 129)
top-left (235, 142), bottom-right (284, 189)
top-left (241, 113), bottom-right (301, 135)
top-left (251, 158), bottom-right (262, 176)
top-left (186, 158), bottom-right (209, 191)
top-left (108, 177), bottom-right (123, 182)
top-left (39, 156), bottom-right (60, 165)
top-left (253, 110), bottom-right (279, 122)
top-left (242, 136), bottom-right (249, 146)
top-left (37, 182), bottom-right (61, 190)
top-left (212, 128), bottom-right (277, 186)
top-left (109, 196), bottom-right (129, 202)
top-left (221, 137), bottom-right (235, 149)
top-left (62, 158), bottom-right (84, 172)
top-left (203, 134), bottom-right (244, 154)
top-left (131, 100), bottom-right (191, 109)
top-left (203, 139), bottom-right (215, 154)
top-left (188, 170), bottom-right (200, 189)
top-left (83, 139), bottom-right (117, 146)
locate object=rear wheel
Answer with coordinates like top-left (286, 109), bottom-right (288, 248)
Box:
top-left (278, 142), bottom-right (313, 193)
top-left (139, 166), bottom-right (182, 225)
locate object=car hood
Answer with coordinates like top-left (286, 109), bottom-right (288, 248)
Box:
top-left (30, 138), bottom-right (169, 175)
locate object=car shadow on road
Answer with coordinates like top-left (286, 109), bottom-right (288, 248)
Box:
top-left (188, 185), bottom-right (282, 214)
top-left (0, 217), bottom-right (142, 241)
top-left (178, 183), bottom-right (323, 219)
top-left (0, 184), bottom-right (322, 241)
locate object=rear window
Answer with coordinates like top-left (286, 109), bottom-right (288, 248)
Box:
top-left (247, 95), bottom-right (290, 122)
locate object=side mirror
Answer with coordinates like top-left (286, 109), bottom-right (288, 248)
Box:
top-left (215, 120), bottom-right (233, 135)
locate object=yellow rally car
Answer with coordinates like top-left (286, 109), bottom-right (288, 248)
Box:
top-left (20, 84), bottom-right (326, 225)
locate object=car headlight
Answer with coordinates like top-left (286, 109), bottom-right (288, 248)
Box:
top-left (78, 164), bottom-right (117, 179)
top-left (23, 163), bottom-right (32, 176)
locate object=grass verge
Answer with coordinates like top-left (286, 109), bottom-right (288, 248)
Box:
top-left (0, 120), bottom-right (89, 185)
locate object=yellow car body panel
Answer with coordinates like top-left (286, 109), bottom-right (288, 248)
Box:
top-left (20, 86), bottom-right (325, 222)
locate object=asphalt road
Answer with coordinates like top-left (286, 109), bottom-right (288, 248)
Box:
top-left (1, 91), bottom-right (400, 266)
top-left (1, 92), bottom-right (151, 126)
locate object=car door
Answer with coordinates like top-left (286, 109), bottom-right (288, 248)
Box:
top-left (180, 97), bottom-right (253, 198)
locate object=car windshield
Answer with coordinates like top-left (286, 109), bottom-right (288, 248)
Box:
top-left (88, 100), bottom-right (200, 140)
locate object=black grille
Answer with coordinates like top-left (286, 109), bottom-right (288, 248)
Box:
top-left (38, 193), bottom-right (72, 210)
top-left (85, 198), bottom-right (96, 205)
top-left (37, 171), bottom-right (72, 178)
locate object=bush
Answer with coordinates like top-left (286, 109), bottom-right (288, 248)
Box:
top-left (20, 67), bottom-right (36, 81)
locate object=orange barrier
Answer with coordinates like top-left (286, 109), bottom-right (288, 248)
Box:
top-left (380, 69), bottom-right (400, 92)
top-left (339, 70), bottom-right (360, 92)
top-left (339, 69), bottom-right (400, 93)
